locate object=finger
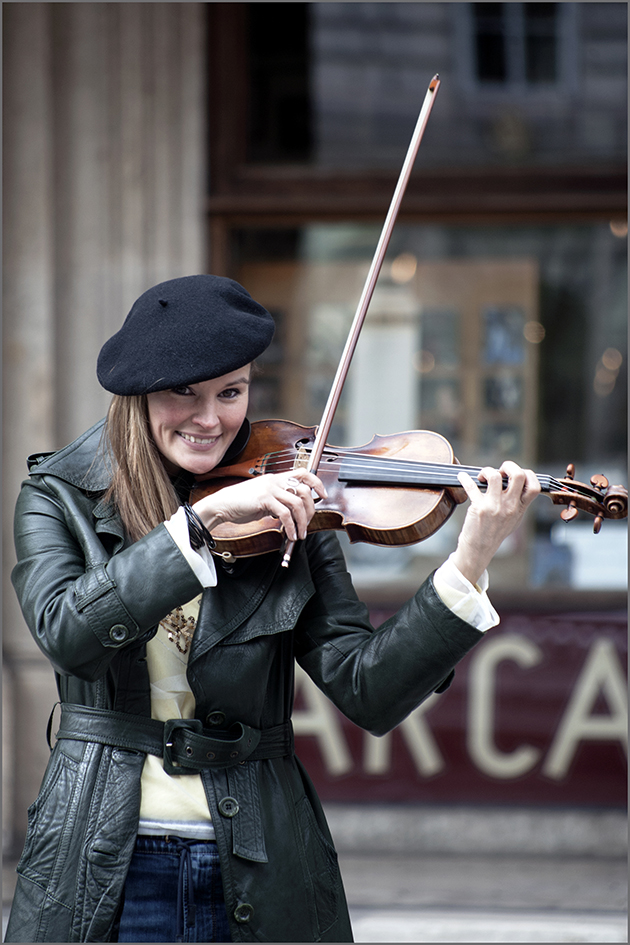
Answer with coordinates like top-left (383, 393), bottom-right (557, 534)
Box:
top-left (457, 470), bottom-right (481, 500)
top-left (500, 460), bottom-right (523, 476)
top-left (288, 491), bottom-right (315, 540)
top-left (276, 483), bottom-right (316, 540)
top-left (268, 492), bottom-right (302, 541)
top-left (499, 460), bottom-right (526, 488)
top-left (500, 462), bottom-right (539, 503)
top-left (479, 466), bottom-right (503, 499)
top-left (500, 471), bottom-right (526, 504)
top-left (522, 468), bottom-right (542, 503)
top-left (289, 470), bottom-right (328, 500)
top-left (279, 474), bottom-right (317, 512)
top-left (284, 477), bottom-right (301, 496)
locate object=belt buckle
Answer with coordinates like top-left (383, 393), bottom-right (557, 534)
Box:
top-left (163, 718), bottom-right (203, 776)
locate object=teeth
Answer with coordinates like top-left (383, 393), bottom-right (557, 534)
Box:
top-left (180, 432), bottom-right (216, 445)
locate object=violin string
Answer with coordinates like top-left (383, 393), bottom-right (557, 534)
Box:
top-left (260, 446), bottom-right (478, 477)
top-left (255, 448), bottom-right (584, 496)
top-left (261, 451), bottom-right (552, 485)
top-left (259, 445), bottom-right (487, 478)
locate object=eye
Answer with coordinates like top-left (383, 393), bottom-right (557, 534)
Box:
top-left (170, 385), bottom-right (194, 396)
top-left (219, 387), bottom-right (242, 400)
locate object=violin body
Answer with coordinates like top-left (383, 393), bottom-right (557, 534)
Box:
top-left (190, 420), bottom-right (466, 557)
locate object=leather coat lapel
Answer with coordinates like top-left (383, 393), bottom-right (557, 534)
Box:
top-left (190, 547), bottom-right (315, 661)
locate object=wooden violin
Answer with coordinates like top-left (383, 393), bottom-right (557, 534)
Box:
top-left (190, 420), bottom-right (628, 560)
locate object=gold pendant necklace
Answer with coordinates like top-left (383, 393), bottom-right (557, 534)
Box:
top-left (159, 606), bottom-right (196, 654)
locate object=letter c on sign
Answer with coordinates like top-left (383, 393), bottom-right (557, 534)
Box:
top-left (467, 634), bottom-right (543, 779)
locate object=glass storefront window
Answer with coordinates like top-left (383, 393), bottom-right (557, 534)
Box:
top-left (232, 221), bottom-right (627, 594)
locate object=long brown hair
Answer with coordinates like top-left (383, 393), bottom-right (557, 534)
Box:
top-left (103, 395), bottom-right (179, 542)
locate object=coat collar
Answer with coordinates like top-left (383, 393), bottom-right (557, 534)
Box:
top-left (27, 419), bottom-right (114, 492)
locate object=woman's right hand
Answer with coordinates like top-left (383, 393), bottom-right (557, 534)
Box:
top-left (451, 460), bottom-right (540, 586)
top-left (192, 470), bottom-right (327, 543)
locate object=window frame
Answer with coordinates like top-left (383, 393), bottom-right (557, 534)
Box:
top-left (454, 2), bottom-right (580, 101)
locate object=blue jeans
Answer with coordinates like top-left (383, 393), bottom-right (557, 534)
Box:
top-left (117, 836), bottom-right (232, 943)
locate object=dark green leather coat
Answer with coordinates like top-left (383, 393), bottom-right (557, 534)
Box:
top-left (6, 420), bottom-right (483, 943)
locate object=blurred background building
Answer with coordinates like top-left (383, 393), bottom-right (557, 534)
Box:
top-left (3, 2), bottom-right (627, 934)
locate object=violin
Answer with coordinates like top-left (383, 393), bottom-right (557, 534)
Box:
top-left (189, 419), bottom-right (628, 560)
top-left (191, 76), bottom-right (628, 562)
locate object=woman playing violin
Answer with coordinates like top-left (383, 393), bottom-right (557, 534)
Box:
top-left (6, 274), bottom-right (540, 944)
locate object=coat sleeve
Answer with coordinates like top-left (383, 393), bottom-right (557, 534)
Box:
top-left (11, 476), bottom-right (203, 681)
top-left (295, 532), bottom-right (483, 736)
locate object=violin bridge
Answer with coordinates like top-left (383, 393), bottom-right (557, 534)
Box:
top-left (293, 445), bottom-right (310, 470)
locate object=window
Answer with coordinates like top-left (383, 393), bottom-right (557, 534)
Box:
top-left (474, 3), bottom-right (508, 82)
top-left (473, 3), bottom-right (559, 86)
top-left (230, 221), bottom-right (627, 592)
top-left (524, 4), bottom-right (558, 83)
top-left (246, 3), bottom-right (312, 163)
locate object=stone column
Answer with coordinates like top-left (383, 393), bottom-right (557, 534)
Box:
top-left (3, 1), bottom-right (58, 857)
top-left (3, 2), bottom-right (207, 853)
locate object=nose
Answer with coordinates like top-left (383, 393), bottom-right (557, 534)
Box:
top-left (191, 396), bottom-right (220, 430)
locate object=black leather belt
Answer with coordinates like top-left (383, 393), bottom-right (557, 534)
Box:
top-left (54, 703), bottom-right (293, 775)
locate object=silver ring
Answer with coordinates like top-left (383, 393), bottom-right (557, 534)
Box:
top-left (285, 477), bottom-right (300, 496)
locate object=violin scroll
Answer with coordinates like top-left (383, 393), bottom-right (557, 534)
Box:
top-left (549, 463), bottom-right (628, 533)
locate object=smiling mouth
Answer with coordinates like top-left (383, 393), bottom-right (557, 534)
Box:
top-left (178, 432), bottom-right (218, 446)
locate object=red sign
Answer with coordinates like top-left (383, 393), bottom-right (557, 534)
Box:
top-left (293, 610), bottom-right (627, 806)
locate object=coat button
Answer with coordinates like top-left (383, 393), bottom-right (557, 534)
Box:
top-left (218, 796), bottom-right (239, 818)
top-left (109, 624), bottom-right (128, 643)
top-left (205, 710), bottom-right (226, 727)
top-left (234, 902), bottom-right (254, 924)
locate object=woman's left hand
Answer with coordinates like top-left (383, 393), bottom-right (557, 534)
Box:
top-left (450, 461), bottom-right (541, 586)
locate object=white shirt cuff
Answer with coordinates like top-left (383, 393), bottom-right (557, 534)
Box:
top-left (164, 506), bottom-right (217, 588)
top-left (432, 553), bottom-right (500, 633)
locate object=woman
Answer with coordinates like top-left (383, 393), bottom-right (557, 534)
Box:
top-left (6, 274), bottom-right (540, 943)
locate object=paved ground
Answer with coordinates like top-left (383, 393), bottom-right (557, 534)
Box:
top-left (338, 852), bottom-right (628, 911)
top-left (339, 852), bottom-right (628, 943)
top-left (348, 906), bottom-right (628, 942)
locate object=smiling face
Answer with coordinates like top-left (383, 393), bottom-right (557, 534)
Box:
top-left (146, 366), bottom-right (251, 475)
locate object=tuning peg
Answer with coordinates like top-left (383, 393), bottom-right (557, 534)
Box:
top-left (560, 501), bottom-right (579, 522)
top-left (590, 473), bottom-right (609, 491)
top-left (593, 515), bottom-right (603, 534)
top-left (565, 463), bottom-right (575, 480)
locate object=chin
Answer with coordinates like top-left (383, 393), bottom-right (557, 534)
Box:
top-left (179, 450), bottom-right (222, 476)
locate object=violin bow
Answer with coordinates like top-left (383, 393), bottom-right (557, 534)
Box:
top-left (282, 75), bottom-right (441, 567)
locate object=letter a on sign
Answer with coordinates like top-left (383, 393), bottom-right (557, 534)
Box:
top-left (543, 638), bottom-right (628, 780)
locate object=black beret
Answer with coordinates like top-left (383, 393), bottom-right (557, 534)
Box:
top-left (97, 275), bottom-right (275, 395)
